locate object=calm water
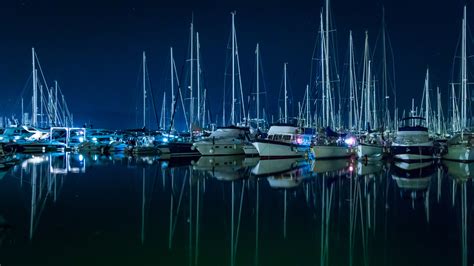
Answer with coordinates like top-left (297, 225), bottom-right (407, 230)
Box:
top-left (0, 153), bottom-right (472, 266)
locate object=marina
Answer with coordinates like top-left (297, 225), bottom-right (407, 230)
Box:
top-left (1, 0), bottom-right (474, 265)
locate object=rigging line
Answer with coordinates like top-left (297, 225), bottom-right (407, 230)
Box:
top-left (6, 73), bottom-right (32, 115)
top-left (146, 63), bottom-right (160, 129)
top-left (168, 52), bottom-right (189, 134)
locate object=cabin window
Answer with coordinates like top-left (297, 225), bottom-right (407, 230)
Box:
top-left (283, 135), bottom-right (291, 141)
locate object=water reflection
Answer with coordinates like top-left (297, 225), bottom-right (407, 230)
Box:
top-left (0, 153), bottom-right (471, 266)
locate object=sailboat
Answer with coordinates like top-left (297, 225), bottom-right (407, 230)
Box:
top-left (157, 45), bottom-right (200, 158)
top-left (252, 63), bottom-right (313, 158)
top-left (443, 7), bottom-right (474, 162)
top-left (125, 52), bottom-right (160, 155)
top-left (193, 12), bottom-right (250, 156)
top-left (310, 4), bottom-right (353, 159)
top-left (355, 31), bottom-right (385, 160)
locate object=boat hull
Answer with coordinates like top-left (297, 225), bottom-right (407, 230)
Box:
top-left (194, 142), bottom-right (245, 156)
top-left (311, 145), bottom-right (352, 159)
top-left (157, 142), bottom-right (200, 158)
top-left (356, 143), bottom-right (384, 160)
top-left (442, 145), bottom-right (474, 162)
top-left (243, 144), bottom-right (259, 156)
top-left (252, 140), bottom-right (308, 159)
top-left (391, 144), bottom-right (433, 162)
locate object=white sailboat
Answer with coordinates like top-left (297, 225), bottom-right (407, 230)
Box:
top-left (443, 7), bottom-right (474, 162)
top-left (193, 12), bottom-right (249, 156)
top-left (310, 4), bottom-right (353, 159)
top-left (355, 32), bottom-right (384, 160)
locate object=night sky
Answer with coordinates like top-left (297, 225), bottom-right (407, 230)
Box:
top-left (0, 0), bottom-right (471, 129)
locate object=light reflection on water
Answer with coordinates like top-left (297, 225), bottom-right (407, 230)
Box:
top-left (0, 153), bottom-right (471, 266)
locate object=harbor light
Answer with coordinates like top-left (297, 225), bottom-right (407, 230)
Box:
top-left (344, 137), bottom-right (356, 146)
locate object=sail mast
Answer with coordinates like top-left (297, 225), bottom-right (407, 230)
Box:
top-left (320, 12), bottom-right (325, 127)
top-left (461, 6), bottom-right (467, 129)
top-left (256, 43), bottom-right (260, 129)
top-left (142, 51), bottom-right (146, 128)
top-left (32, 47), bottom-right (37, 127)
top-left (170, 47), bottom-right (175, 130)
top-left (424, 68), bottom-right (429, 127)
top-left (284, 63), bottom-right (288, 123)
top-left (231, 11), bottom-right (236, 125)
top-left (190, 21), bottom-right (194, 132)
top-left (306, 84), bottom-right (310, 127)
top-left (197, 32), bottom-right (201, 128)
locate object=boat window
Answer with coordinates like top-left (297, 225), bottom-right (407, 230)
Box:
top-left (283, 135), bottom-right (291, 141)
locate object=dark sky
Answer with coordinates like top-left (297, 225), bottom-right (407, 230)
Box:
top-left (0, 0), bottom-right (472, 129)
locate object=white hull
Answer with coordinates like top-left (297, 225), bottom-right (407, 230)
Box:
top-left (442, 145), bottom-right (474, 162)
top-left (243, 144), bottom-right (259, 156)
top-left (194, 142), bottom-right (244, 156)
top-left (356, 144), bottom-right (383, 160)
top-left (252, 142), bottom-right (308, 158)
top-left (311, 145), bottom-right (352, 159)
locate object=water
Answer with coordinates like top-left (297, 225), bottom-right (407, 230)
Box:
top-left (0, 153), bottom-right (471, 266)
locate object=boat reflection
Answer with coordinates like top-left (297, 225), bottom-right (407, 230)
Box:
top-left (252, 158), bottom-right (308, 177)
top-left (0, 153), bottom-right (472, 266)
top-left (192, 155), bottom-right (254, 181)
top-left (266, 164), bottom-right (312, 189)
top-left (443, 160), bottom-right (474, 180)
top-left (312, 158), bottom-right (351, 175)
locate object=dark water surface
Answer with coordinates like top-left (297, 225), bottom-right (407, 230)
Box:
top-left (0, 153), bottom-right (472, 266)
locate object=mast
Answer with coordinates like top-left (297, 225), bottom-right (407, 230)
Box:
top-left (190, 21), bottom-right (194, 131)
top-left (170, 47), bottom-right (175, 130)
top-left (368, 60), bottom-right (372, 128)
top-left (231, 11), bottom-right (236, 125)
top-left (202, 89), bottom-right (207, 127)
top-left (437, 86), bottom-right (441, 135)
top-left (349, 31), bottom-right (354, 131)
top-left (142, 51), bottom-right (146, 128)
top-left (382, 8), bottom-right (389, 127)
top-left (40, 83), bottom-right (43, 127)
top-left (55, 80), bottom-right (58, 126)
top-left (284, 63), bottom-right (288, 123)
top-left (32, 47), bottom-right (37, 127)
top-left (320, 12), bottom-right (326, 127)
top-left (325, 0), bottom-right (331, 128)
top-left (197, 32), bottom-right (201, 127)
top-left (461, 6), bottom-right (467, 129)
top-left (256, 43), bottom-right (260, 129)
top-left (424, 68), bottom-right (430, 127)
top-left (161, 92), bottom-right (166, 129)
top-left (306, 84), bottom-right (310, 127)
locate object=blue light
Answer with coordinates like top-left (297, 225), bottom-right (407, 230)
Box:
top-left (163, 137), bottom-right (169, 143)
